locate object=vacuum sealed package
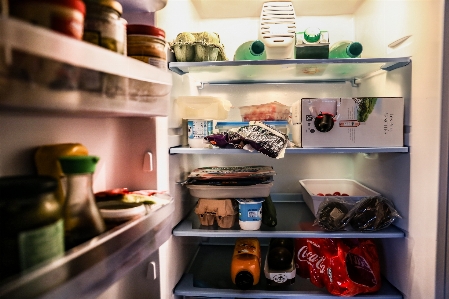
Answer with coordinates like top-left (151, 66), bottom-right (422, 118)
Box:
top-left (294, 238), bottom-right (381, 296)
top-left (349, 196), bottom-right (401, 231)
top-left (205, 121), bottom-right (290, 159)
top-left (314, 197), bottom-right (353, 231)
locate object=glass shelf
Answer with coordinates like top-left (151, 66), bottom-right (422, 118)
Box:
top-left (173, 199), bottom-right (405, 239)
top-left (0, 201), bottom-right (174, 299)
top-left (174, 244), bottom-right (403, 299)
top-left (169, 146), bottom-right (409, 155)
top-left (168, 57), bottom-right (411, 85)
top-left (0, 17), bottom-right (172, 117)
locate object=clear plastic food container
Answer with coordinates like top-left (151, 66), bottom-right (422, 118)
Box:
top-left (176, 96), bottom-right (232, 120)
top-left (239, 101), bottom-right (290, 121)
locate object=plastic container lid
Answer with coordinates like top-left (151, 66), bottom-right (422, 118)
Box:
top-left (127, 24), bottom-right (165, 39)
top-left (0, 175), bottom-right (57, 199)
top-left (303, 27), bottom-right (321, 43)
top-left (21, 0), bottom-right (86, 15)
top-left (59, 156), bottom-right (100, 174)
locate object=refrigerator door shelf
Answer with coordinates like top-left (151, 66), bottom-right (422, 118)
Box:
top-left (0, 200), bottom-right (174, 299)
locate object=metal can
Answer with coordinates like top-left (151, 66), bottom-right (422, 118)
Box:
top-left (0, 175), bottom-right (64, 280)
top-left (83, 0), bottom-right (126, 54)
top-left (127, 24), bottom-right (167, 70)
top-left (10, 0), bottom-right (86, 39)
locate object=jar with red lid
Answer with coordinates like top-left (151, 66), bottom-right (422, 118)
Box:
top-left (10, 0), bottom-right (86, 39)
top-left (83, 0), bottom-right (126, 54)
top-left (127, 24), bottom-right (167, 70)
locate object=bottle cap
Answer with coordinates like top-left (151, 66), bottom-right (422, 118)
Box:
top-left (0, 175), bottom-right (57, 199)
top-left (347, 42), bottom-right (363, 58)
top-left (250, 40), bottom-right (265, 55)
top-left (235, 271), bottom-right (254, 289)
top-left (59, 156), bottom-right (100, 174)
top-left (303, 27), bottom-right (321, 43)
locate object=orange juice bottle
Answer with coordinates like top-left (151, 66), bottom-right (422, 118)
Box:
top-left (230, 238), bottom-right (261, 289)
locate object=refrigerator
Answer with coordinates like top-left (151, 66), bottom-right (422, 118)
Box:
top-left (0, 0), bottom-right (447, 298)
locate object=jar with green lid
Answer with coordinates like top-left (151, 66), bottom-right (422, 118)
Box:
top-left (83, 0), bottom-right (126, 54)
top-left (0, 175), bottom-right (64, 280)
top-left (295, 27), bottom-right (330, 59)
top-left (59, 155), bottom-right (106, 250)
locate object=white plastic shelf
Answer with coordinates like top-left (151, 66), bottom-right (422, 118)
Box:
top-left (0, 17), bottom-right (172, 117)
top-left (0, 201), bottom-right (174, 299)
top-left (174, 244), bottom-right (403, 299)
top-left (168, 57), bottom-right (410, 86)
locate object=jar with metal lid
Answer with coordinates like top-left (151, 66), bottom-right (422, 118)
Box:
top-left (83, 0), bottom-right (126, 54)
top-left (10, 0), bottom-right (86, 39)
top-left (0, 175), bottom-right (64, 280)
top-left (127, 24), bottom-right (167, 70)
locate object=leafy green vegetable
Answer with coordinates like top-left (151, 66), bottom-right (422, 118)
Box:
top-left (356, 97), bottom-right (377, 122)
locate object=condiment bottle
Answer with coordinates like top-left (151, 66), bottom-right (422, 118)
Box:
top-left (34, 143), bottom-right (89, 205)
top-left (0, 175), bottom-right (64, 280)
top-left (58, 155), bottom-right (106, 250)
top-left (230, 238), bottom-right (261, 289)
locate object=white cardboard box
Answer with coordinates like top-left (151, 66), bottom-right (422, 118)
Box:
top-left (301, 97), bottom-right (404, 147)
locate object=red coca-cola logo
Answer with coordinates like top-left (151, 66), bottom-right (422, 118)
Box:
top-left (296, 245), bottom-right (326, 273)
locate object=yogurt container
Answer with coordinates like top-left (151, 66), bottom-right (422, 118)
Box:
top-left (237, 198), bottom-right (265, 230)
top-left (187, 119), bottom-right (213, 148)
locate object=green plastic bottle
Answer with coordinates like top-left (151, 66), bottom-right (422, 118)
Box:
top-left (234, 40), bottom-right (266, 61)
top-left (328, 41), bottom-right (363, 58)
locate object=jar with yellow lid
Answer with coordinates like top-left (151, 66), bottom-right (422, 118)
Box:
top-left (127, 24), bottom-right (168, 70)
top-left (83, 0), bottom-right (126, 54)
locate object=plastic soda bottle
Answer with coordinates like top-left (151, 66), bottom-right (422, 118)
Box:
top-left (234, 40), bottom-right (266, 61)
top-left (329, 41), bottom-right (363, 58)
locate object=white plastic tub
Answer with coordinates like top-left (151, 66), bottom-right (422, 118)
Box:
top-left (176, 96), bottom-right (232, 120)
top-left (299, 179), bottom-right (380, 215)
top-left (186, 182), bottom-right (273, 199)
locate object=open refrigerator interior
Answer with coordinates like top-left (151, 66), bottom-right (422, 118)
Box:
top-left (0, 0), bottom-right (447, 299)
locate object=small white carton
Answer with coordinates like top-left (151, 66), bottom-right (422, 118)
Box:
top-left (299, 179), bottom-right (380, 215)
top-left (301, 97), bottom-right (404, 147)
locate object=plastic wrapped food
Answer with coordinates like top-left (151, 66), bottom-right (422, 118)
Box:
top-left (349, 196), bottom-right (400, 231)
top-left (205, 121), bottom-right (289, 159)
top-left (314, 198), bottom-right (352, 231)
top-left (294, 238), bottom-right (382, 296)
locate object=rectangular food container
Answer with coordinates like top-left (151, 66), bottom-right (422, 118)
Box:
top-left (175, 96), bottom-right (232, 120)
top-left (239, 101), bottom-right (290, 121)
top-left (299, 179), bottom-right (380, 215)
top-left (187, 182), bottom-right (273, 199)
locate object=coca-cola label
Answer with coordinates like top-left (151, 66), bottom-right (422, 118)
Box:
top-left (296, 244), bottom-right (326, 273)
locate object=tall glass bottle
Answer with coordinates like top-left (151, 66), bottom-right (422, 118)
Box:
top-left (328, 41), bottom-right (363, 58)
top-left (234, 40), bottom-right (266, 61)
top-left (58, 155), bottom-right (106, 250)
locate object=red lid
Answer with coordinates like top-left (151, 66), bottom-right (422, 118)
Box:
top-left (127, 24), bottom-right (165, 39)
top-left (20, 0), bottom-right (86, 15)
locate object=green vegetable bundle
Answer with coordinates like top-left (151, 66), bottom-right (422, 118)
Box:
top-left (355, 97), bottom-right (377, 122)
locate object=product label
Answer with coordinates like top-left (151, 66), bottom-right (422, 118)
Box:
top-left (188, 120), bottom-right (213, 140)
top-left (239, 205), bottom-right (262, 221)
top-left (18, 219), bottom-right (64, 270)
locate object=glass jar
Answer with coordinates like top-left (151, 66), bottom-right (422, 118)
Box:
top-left (83, 0), bottom-right (126, 54)
top-left (59, 155), bottom-right (106, 250)
top-left (127, 24), bottom-right (167, 70)
top-left (10, 0), bottom-right (86, 39)
top-left (0, 175), bottom-right (64, 280)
